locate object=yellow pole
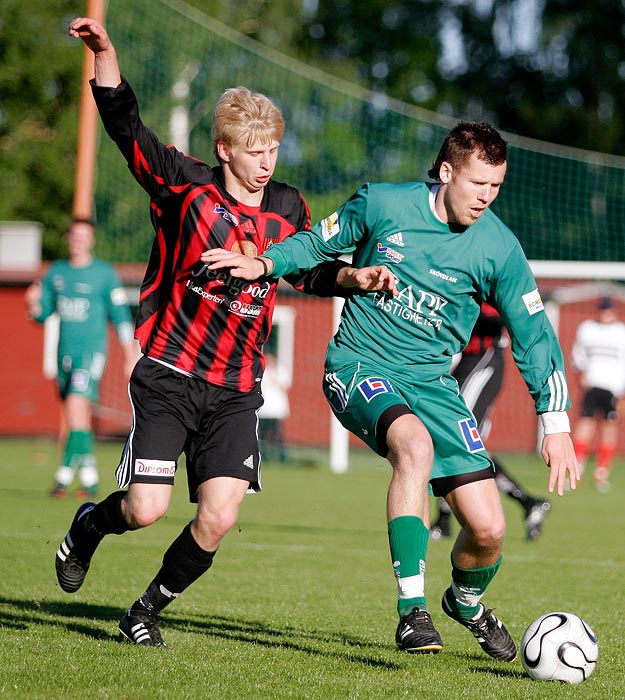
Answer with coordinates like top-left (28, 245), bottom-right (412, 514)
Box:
top-left (72, 0), bottom-right (107, 221)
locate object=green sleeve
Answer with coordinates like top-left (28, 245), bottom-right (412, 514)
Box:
top-left (490, 245), bottom-right (569, 413)
top-left (33, 266), bottom-right (58, 323)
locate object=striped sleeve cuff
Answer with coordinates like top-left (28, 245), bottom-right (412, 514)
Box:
top-left (547, 370), bottom-right (569, 411)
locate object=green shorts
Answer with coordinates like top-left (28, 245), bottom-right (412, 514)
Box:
top-left (323, 360), bottom-right (494, 483)
top-left (57, 351), bottom-right (106, 402)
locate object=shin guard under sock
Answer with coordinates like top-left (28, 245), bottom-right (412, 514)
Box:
top-left (142, 523), bottom-right (216, 613)
top-left (86, 491), bottom-right (130, 536)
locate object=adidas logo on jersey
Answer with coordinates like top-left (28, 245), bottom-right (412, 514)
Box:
top-left (386, 232), bottom-right (404, 247)
top-left (243, 455), bottom-right (255, 469)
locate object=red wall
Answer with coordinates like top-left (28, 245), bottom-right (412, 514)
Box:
top-left (3, 281), bottom-right (60, 435)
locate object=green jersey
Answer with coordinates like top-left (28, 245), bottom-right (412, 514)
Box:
top-left (265, 181), bottom-right (568, 415)
top-left (34, 258), bottom-right (134, 361)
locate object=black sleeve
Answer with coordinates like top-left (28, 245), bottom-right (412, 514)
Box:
top-left (91, 78), bottom-right (204, 199)
top-left (283, 260), bottom-right (356, 298)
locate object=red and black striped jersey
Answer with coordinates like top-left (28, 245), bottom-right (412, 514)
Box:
top-left (92, 79), bottom-right (340, 392)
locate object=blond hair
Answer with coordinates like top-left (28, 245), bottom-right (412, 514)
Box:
top-left (212, 87), bottom-right (285, 162)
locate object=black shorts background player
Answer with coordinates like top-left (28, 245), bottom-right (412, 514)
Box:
top-left (56, 17), bottom-right (394, 647)
top-left (571, 297), bottom-right (625, 492)
top-left (430, 304), bottom-right (551, 542)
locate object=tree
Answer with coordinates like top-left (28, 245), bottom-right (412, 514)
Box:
top-left (0, 1), bottom-right (84, 258)
top-left (294, 0), bottom-right (625, 156)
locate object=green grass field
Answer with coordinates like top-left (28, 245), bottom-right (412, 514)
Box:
top-left (0, 438), bottom-right (623, 699)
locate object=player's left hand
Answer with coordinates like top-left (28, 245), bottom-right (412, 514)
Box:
top-left (337, 265), bottom-right (398, 295)
top-left (541, 432), bottom-right (580, 496)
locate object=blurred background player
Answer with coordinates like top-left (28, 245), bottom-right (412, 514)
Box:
top-left (258, 352), bottom-right (291, 463)
top-left (25, 218), bottom-right (136, 498)
top-left (571, 296), bottom-right (625, 491)
top-left (430, 303), bottom-right (551, 542)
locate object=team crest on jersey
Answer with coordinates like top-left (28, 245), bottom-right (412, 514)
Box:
top-left (377, 243), bottom-right (404, 264)
top-left (214, 203), bottom-right (240, 227)
top-left (230, 240), bottom-right (258, 257)
top-left (458, 418), bottom-right (485, 453)
top-left (522, 288), bottom-right (544, 315)
top-left (386, 232), bottom-right (404, 247)
top-left (321, 212), bottom-right (340, 241)
top-left (357, 377), bottom-right (394, 402)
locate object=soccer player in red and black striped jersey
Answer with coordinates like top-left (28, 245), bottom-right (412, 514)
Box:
top-left (57, 17), bottom-right (395, 647)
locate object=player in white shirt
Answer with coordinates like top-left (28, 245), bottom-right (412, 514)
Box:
top-left (571, 297), bottom-right (625, 490)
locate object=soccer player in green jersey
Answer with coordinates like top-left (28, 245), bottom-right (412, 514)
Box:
top-left (203, 121), bottom-right (580, 661)
top-left (25, 218), bottom-right (137, 498)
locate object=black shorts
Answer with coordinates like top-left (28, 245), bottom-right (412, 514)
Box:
top-left (430, 466), bottom-right (495, 498)
top-left (115, 357), bottom-right (264, 502)
top-left (581, 387), bottom-right (619, 421)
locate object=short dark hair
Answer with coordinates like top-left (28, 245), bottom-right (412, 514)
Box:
top-left (428, 121), bottom-right (507, 181)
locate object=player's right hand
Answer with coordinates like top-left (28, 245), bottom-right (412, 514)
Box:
top-left (24, 280), bottom-right (41, 306)
top-left (68, 17), bottom-right (112, 53)
top-left (200, 248), bottom-right (266, 280)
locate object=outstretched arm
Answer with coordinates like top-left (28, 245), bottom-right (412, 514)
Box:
top-left (68, 17), bottom-right (121, 88)
top-left (200, 248), bottom-right (398, 294)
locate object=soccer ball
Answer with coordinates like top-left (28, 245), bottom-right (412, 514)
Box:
top-left (521, 612), bottom-right (598, 684)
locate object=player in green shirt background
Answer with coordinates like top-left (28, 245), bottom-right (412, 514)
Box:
top-left (26, 218), bottom-right (137, 499)
top-left (203, 122), bottom-right (579, 660)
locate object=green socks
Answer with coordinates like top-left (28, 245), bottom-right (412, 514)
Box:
top-left (446, 556), bottom-right (502, 620)
top-left (63, 429), bottom-right (94, 470)
top-left (388, 515), bottom-right (430, 616)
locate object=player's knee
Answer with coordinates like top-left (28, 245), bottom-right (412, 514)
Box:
top-left (470, 515), bottom-right (506, 550)
top-left (124, 500), bottom-right (168, 529)
top-left (196, 507), bottom-right (238, 542)
top-left (388, 433), bottom-right (434, 474)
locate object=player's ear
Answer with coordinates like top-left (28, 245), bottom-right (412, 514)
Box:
top-left (216, 141), bottom-right (232, 163)
top-left (439, 161), bottom-right (453, 184)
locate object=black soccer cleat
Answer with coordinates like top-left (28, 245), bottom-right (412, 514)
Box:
top-left (55, 501), bottom-right (102, 593)
top-left (396, 608), bottom-right (443, 654)
top-left (524, 499), bottom-right (551, 542)
top-left (119, 602), bottom-right (167, 648)
top-left (441, 588), bottom-right (516, 661)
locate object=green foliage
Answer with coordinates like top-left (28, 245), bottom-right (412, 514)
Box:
top-left (297, 0), bottom-right (625, 157)
top-left (0, 439), bottom-right (623, 699)
top-left (0, 1), bottom-right (82, 259)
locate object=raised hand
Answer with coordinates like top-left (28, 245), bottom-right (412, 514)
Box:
top-left (68, 17), bottom-right (111, 53)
